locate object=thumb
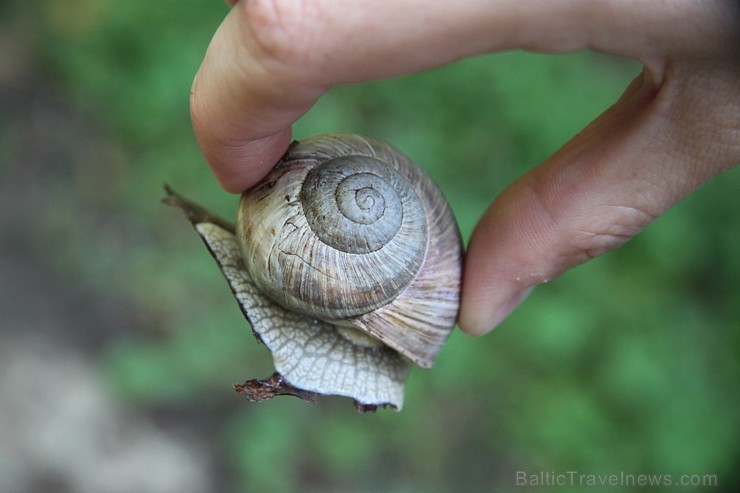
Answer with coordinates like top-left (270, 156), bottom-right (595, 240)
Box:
top-left (459, 63), bottom-right (739, 336)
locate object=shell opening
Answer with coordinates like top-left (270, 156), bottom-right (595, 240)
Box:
top-left (336, 325), bottom-right (385, 348)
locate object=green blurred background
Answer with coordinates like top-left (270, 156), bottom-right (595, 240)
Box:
top-left (1, 1), bottom-right (738, 492)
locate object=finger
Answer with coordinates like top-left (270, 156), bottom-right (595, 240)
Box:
top-left (190, 4), bottom-right (323, 192)
top-left (194, 0), bottom-right (737, 192)
top-left (192, 0), bottom-right (589, 192)
top-left (458, 62), bottom-right (740, 336)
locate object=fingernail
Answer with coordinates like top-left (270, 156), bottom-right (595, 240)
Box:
top-left (469, 287), bottom-right (534, 336)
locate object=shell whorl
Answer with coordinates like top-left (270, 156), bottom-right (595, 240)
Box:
top-left (302, 155), bottom-right (424, 255)
top-left (237, 136), bottom-right (429, 321)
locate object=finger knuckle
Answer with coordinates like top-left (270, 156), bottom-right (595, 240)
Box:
top-left (522, 178), bottom-right (657, 267)
top-left (570, 205), bottom-right (656, 261)
top-left (242, 0), bottom-right (318, 68)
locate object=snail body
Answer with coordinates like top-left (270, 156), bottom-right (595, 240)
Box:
top-left (166, 134), bottom-right (462, 410)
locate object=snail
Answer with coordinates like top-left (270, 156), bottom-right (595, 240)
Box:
top-left (165, 134), bottom-right (462, 411)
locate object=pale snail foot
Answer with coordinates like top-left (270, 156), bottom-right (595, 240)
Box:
top-left (164, 134), bottom-right (462, 411)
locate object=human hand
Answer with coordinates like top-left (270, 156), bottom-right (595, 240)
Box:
top-left (191, 0), bottom-right (739, 336)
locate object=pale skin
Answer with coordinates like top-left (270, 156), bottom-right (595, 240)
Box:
top-left (191, 0), bottom-right (739, 336)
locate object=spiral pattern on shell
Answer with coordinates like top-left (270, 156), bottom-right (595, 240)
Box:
top-left (302, 155), bottom-right (424, 255)
top-left (238, 139), bottom-right (428, 320)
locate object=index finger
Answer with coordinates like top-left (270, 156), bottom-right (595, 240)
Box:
top-left (191, 0), bottom-right (735, 192)
top-left (191, 0), bottom-right (596, 192)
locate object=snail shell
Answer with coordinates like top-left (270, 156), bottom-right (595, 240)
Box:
top-left (237, 134), bottom-right (462, 368)
top-left (165, 134), bottom-right (462, 410)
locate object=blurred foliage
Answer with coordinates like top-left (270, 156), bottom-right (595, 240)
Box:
top-left (3, 0), bottom-right (738, 492)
